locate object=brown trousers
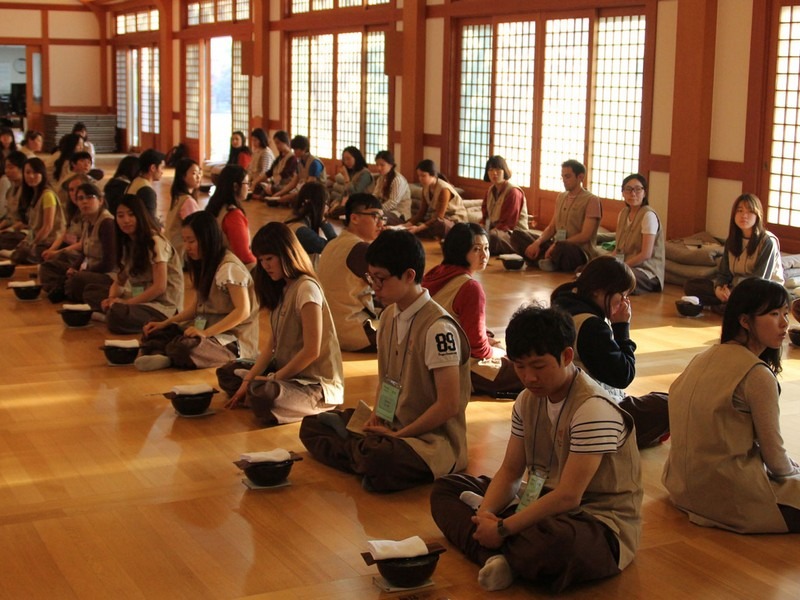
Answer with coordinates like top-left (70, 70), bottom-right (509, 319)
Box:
top-left (141, 323), bottom-right (238, 369)
top-left (430, 473), bottom-right (621, 592)
top-left (299, 408), bottom-right (433, 492)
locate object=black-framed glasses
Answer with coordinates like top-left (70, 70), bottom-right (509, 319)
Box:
top-left (356, 212), bottom-right (387, 223)
top-left (364, 272), bottom-right (391, 288)
top-left (623, 186), bottom-right (645, 193)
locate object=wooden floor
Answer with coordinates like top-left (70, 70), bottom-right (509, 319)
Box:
top-left (1, 160), bottom-right (799, 599)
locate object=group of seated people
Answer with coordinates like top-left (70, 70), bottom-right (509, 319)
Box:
top-left (1, 139), bottom-right (798, 593)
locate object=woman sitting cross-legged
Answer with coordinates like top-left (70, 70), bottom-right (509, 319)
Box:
top-left (134, 211), bottom-right (259, 371)
top-left (217, 222), bottom-right (344, 426)
top-left (83, 194), bottom-right (184, 334)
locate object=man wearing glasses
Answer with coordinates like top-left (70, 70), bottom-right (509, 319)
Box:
top-left (300, 229), bottom-right (471, 492)
top-left (317, 193), bottom-right (386, 352)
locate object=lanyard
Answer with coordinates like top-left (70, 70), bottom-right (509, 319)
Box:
top-left (529, 370), bottom-right (578, 476)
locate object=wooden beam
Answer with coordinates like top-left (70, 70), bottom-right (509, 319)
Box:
top-left (400, 0), bottom-right (425, 182)
top-left (666, 0), bottom-right (717, 239)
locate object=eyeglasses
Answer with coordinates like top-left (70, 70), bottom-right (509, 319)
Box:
top-left (241, 180), bottom-right (251, 187)
top-left (364, 272), bottom-right (391, 288)
top-left (623, 186), bottom-right (645, 194)
top-left (356, 212), bottom-right (387, 223)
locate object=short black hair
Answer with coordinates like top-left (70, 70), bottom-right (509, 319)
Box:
top-left (291, 135), bottom-right (310, 152)
top-left (366, 229), bottom-right (425, 283)
top-left (5, 150), bottom-right (27, 170)
top-left (344, 193), bottom-right (382, 225)
top-left (139, 149), bottom-right (165, 173)
top-left (483, 155), bottom-right (512, 182)
top-left (561, 159), bottom-right (586, 177)
top-left (506, 304), bottom-right (576, 363)
top-left (70, 151), bottom-right (92, 165)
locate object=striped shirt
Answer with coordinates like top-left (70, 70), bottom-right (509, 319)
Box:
top-left (511, 396), bottom-right (626, 454)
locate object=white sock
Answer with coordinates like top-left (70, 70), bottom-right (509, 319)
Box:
top-left (478, 554), bottom-right (514, 592)
top-left (459, 490), bottom-right (484, 510)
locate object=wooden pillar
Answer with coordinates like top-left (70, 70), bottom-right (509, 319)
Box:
top-left (400, 0), bottom-right (425, 180)
top-left (667, 0), bottom-right (717, 238)
top-left (156, 0), bottom-right (173, 148)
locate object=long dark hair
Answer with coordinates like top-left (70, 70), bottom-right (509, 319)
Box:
top-left (721, 278), bottom-right (789, 373)
top-left (170, 158), bottom-right (200, 209)
top-left (112, 155), bottom-right (140, 181)
top-left (726, 193), bottom-right (766, 258)
top-left (342, 146), bottom-right (367, 175)
top-left (551, 255), bottom-right (636, 317)
top-left (115, 194), bottom-right (159, 276)
top-left (19, 157), bottom-right (50, 222)
top-left (206, 164), bottom-right (246, 217)
top-left (442, 222), bottom-right (488, 267)
top-left (251, 222), bottom-right (316, 311)
top-left (416, 159), bottom-right (448, 183)
top-left (182, 211), bottom-right (227, 302)
top-left (53, 133), bottom-right (83, 181)
top-left (250, 128), bottom-right (269, 150)
top-left (286, 181), bottom-right (327, 232)
top-left (622, 173), bottom-right (649, 206)
top-left (228, 131), bottom-right (251, 165)
top-left (375, 150), bottom-right (397, 200)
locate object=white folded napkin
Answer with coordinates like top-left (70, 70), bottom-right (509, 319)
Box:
top-left (0, 260), bottom-right (11, 266)
top-left (170, 384), bottom-right (215, 396)
top-left (0, 250), bottom-right (13, 258)
top-left (681, 296), bottom-right (701, 305)
top-left (498, 253), bottom-right (524, 261)
top-left (367, 536), bottom-right (429, 561)
top-left (104, 339), bottom-right (140, 348)
top-left (240, 448), bottom-right (292, 463)
top-left (8, 280), bottom-right (38, 288)
top-left (63, 303), bottom-right (92, 311)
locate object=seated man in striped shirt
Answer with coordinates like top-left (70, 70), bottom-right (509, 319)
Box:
top-left (430, 304), bottom-right (642, 593)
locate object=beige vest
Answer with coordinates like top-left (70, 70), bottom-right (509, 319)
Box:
top-left (271, 275), bottom-right (343, 404)
top-left (485, 183), bottom-right (529, 232)
top-left (615, 205), bottom-right (665, 288)
top-left (554, 188), bottom-right (600, 258)
top-left (520, 370), bottom-right (642, 569)
top-left (430, 273), bottom-right (502, 382)
top-left (298, 153), bottom-right (328, 185)
top-left (269, 150), bottom-right (294, 185)
top-left (377, 299), bottom-right (471, 477)
top-left (125, 234), bottom-right (184, 317)
top-left (374, 172), bottom-right (411, 219)
top-left (663, 344), bottom-right (800, 533)
top-left (424, 179), bottom-right (468, 223)
top-left (164, 194), bottom-right (193, 257)
top-left (81, 208), bottom-right (114, 272)
top-left (28, 188), bottom-right (65, 246)
top-left (317, 230), bottom-right (375, 351)
top-left (196, 251), bottom-right (260, 359)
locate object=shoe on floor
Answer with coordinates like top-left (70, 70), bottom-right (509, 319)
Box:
top-left (134, 354), bottom-right (172, 371)
top-left (538, 258), bottom-right (557, 272)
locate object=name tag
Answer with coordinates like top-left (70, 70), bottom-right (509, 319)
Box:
top-left (194, 316), bottom-right (207, 330)
top-left (376, 377), bottom-right (402, 423)
top-left (615, 253), bottom-right (625, 263)
top-left (555, 228), bottom-right (567, 242)
top-left (516, 469), bottom-right (547, 512)
top-left (131, 285), bottom-right (145, 297)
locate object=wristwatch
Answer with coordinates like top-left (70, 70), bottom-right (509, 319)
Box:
top-left (497, 519), bottom-right (511, 539)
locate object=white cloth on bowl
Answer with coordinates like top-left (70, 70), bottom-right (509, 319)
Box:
top-left (0, 260), bottom-right (11, 266)
top-left (681, 296), bottom-right (701, 305)
top-left (170, 384), bottom-right (215, 396)
top-left (240, 449), bottom-right (292, 463)
top-left (367, 536), bottom-right (429, 561)
top-left (8, 281), bottom-right (37, 288)
top-left (104, 339), bottom-right (140, 348)
top-left (62, 303), bottom-right (92, 311)
top-left (498, 253), bottom-right (524, 261)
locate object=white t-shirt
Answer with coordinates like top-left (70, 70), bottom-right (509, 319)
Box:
top-left (390, 289), bottom-right (461, 371)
